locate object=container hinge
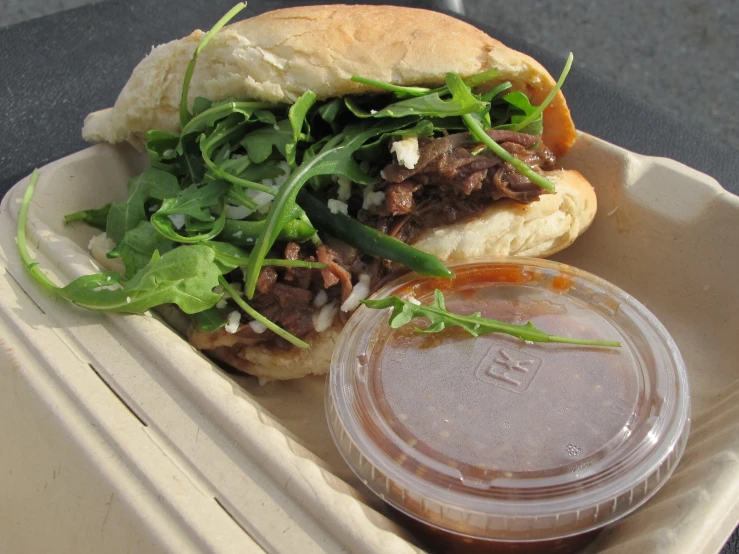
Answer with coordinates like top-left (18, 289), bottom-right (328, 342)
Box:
top-left (86, 362), bottom-right (148, 427)
top-left (5, 268), bottom-right (46, 314)
top-left (214, 497), bottom-right (265, 548)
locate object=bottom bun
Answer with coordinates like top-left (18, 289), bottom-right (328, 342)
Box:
top-left (410, 169), bottom-right (596, 260)
top-left (189, 325), bottom-right (340, 382)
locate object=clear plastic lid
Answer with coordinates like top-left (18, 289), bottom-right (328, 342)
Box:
top-left (326, 258), bottom-right (691, 542)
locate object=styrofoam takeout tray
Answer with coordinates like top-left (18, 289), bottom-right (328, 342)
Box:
top-left (0, 134), bottom-right (737, 553)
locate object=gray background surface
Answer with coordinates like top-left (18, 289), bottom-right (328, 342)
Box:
top-left (2, 0), bottom-right (738, 151)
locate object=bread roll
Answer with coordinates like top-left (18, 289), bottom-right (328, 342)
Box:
top-left (82, 5), bottom-right (576, 156)
top-left (81, 5), bottom-right (596, 380)
top-left (189, 326), bottom-right (341, 381)
top-left (411, 170), bottom-right (596, 260)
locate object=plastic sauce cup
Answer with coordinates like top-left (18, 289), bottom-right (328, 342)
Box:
top-left (326, 258), bottom-right (690, 552)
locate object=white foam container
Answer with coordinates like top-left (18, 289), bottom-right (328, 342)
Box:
top-left (0, 134), bottom-right (737, 553)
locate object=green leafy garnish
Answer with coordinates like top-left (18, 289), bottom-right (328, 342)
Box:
top-left (116, 221), bottom-right (174, 278)
top-left (363, 290), bottom-right (621, 347)
top-left (18, 172), bottom-right (223, 314)
top-left (350, 67), bottom-right (500, 99)
top-left (64, 203), bottom-right (111, 230)
top-left (106, 167), bottom-right (180, 244)
top-left (345, 89), bottom-right (486, 119)
top-left (179, 2), bottom-right (247, 127)
top-left (511, 52), bottom-right (573, 133)
top-left (494, 91), bottom-right (543, 135)
top-left (192, 305), bottom-right (229, 332)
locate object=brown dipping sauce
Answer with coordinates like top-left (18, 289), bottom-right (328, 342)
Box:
top-left (327, 260), bottom-right (689, 554)
top-left (360, 272), bottom-right (639, 551)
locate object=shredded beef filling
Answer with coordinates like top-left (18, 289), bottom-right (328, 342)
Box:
top-left (364, 129), bottom-right (556, 242)
top-left (209, 130), bottom-right (556, 349)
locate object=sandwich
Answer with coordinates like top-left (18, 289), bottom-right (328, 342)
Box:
top-left (20, 4), bottom-right (597, 381)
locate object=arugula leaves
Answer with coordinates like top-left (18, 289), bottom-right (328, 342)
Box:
top-left (363, 290), bottom-right (621, 347)
top-left (241, 119), bottom-right (295, 164)
top-left (179, 3), bottom-right (248, 127)
top-left (64, 203), bottom-right (111, 230)
top-left (345, 91), bottom-right (486, 119)
top-left (192, 305), bottom-right (229, 332)
top-left (18, 175), bottom-right (223, 315)
top-left (493, 91), bottom-right (544, 135)
top-left (350, 67), bottom-right (500, 99)
top-left (116, 221), bottom-right (174, 278)
top-left (511, 52), bottom-right (573, 133)
top-left (106, 167), bottom-right (180, 244)
top-left (149, 180), bottom-right (228, 243)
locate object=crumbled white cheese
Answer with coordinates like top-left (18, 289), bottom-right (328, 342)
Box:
top-left (341, 274), bottom-right (371, 312)
top-left (273, 124), bottom-right (280, 131)
top-left (391, 137), bottom-right (420, 169)
top-left (232, 231), bottom-right (243, 238)
top-left (224, 311), bottom-right (241, 334)
top-left (313, 289), bottom-right (329, 308)
top-left (313, 301), bottom-right (339, 332)
top-left (224, 204), bottom-right (252, 220)
top-left (148, 204), bottom-right (160, 213)
top-left (126, 297), bottom-right (131, 304)
top-left (370, 109), bottom-right (378, 115)
top-left (88, 233), bottom-right (114, 255)
top-left (216, 298), bottom-right (228, 309)
top-left (337, 176), bottom-right (352, 201)
top-left (273, 162), bottom-right (291, 188)
top-left (162, 149), bottom-right (176, 158)
top-left (249, 190), bottom-right (274, 206)
top-left (407, 296), bottom-right (421, 306)
top-left (168, 213), bottom-right (186, 230)
top-left (249, 320), bottom-right (268, 334)
top-left (328, 199), bottom-right (349, 215)
top-left (362, 185), bottom-right (385, 210)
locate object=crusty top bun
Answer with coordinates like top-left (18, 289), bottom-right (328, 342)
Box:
top-left (83, 4), bottom-right (576, 156)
